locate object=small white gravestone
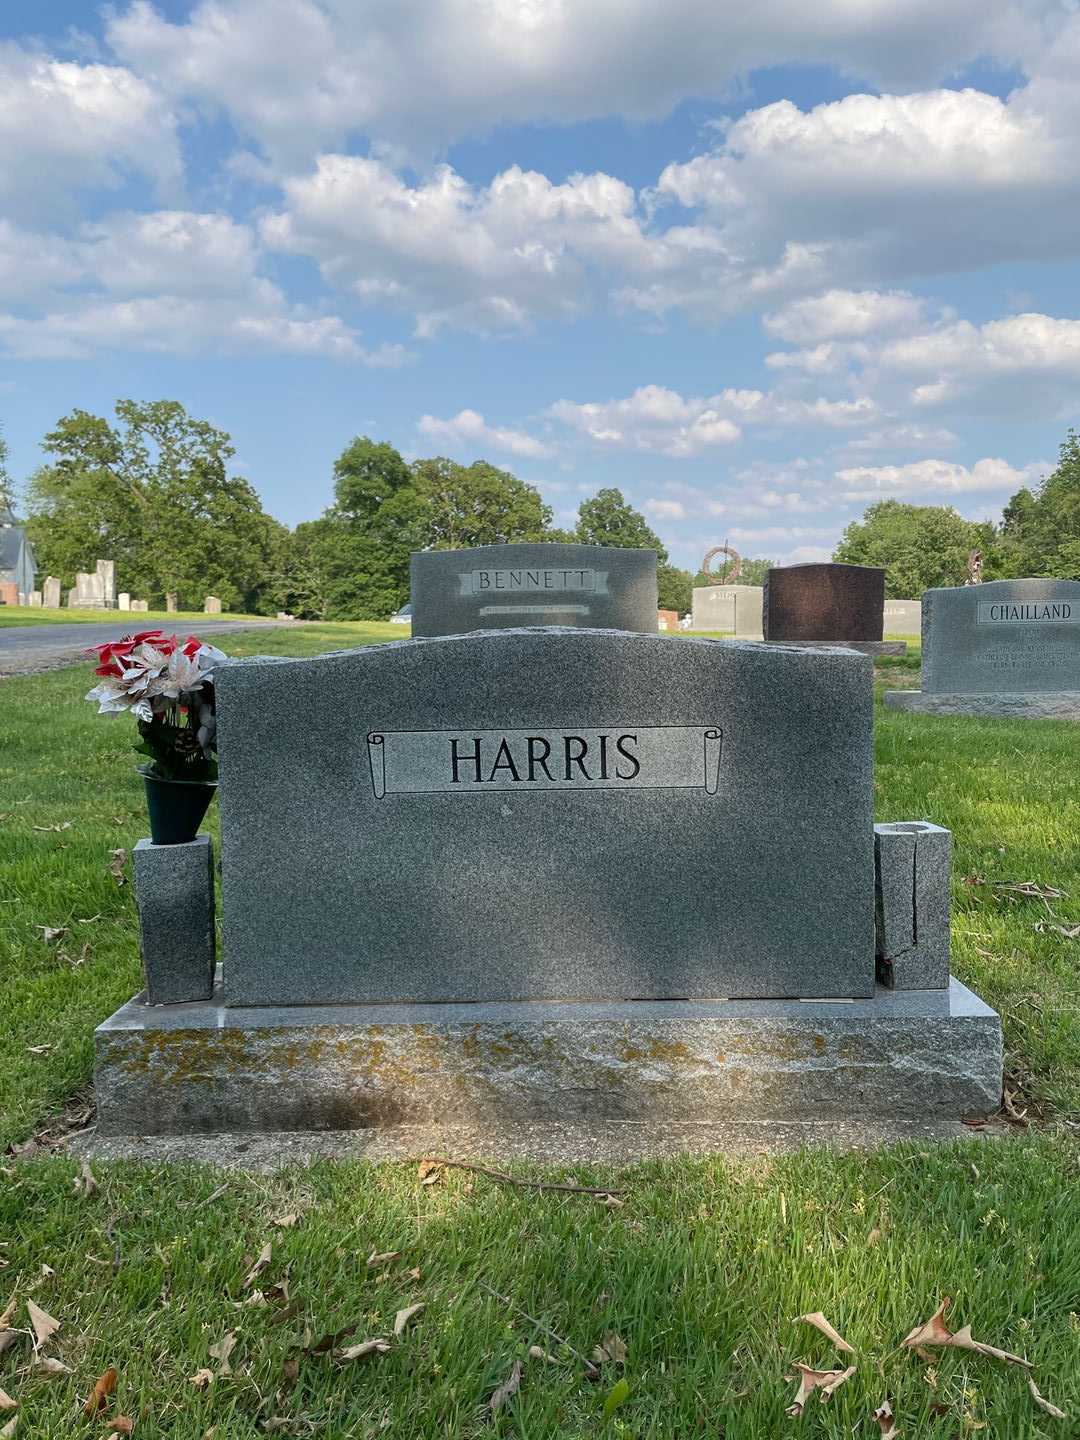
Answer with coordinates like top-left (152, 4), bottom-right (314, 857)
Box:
top-left (130, 599), bottom-right (150, 612)
top-left (118, 592), bottom-right (131, 611)
top-left (43, 576), bottom-right (61, 609)
top-left (28, 590), bottom-right (42, 606)
top-left (204, 595), bottom-right (222, 614)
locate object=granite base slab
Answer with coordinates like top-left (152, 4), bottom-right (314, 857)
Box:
top-left (769, 640), bottom-right (908, 656)
top-left (94, 978), bottom-right (1002, 1135)
top-left (884, 690), bottom-right (1080, 719)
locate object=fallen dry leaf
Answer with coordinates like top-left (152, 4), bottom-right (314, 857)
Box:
top-left (598, 1193), bottom-right (624, 1208)
top-left (33, 822), bottom-right (72, 833)
top-left (488, 1358), bottom-right (522, 1413)
top-left (784, 1364), bottom-right (856, 1417)
top-left (32, 1358), bottom-right (71, 1378)
top-left (106, 1419), bottom-right (134, 1436)
top-left (792, 1312), bottom-right (855, 1355)
top-left (592, 1332), bottom-right (627, 1367)
top-left (209, 1332), bottom-right (237, 1376)
top-left (0, 1299), bottom-right (16, 1357)
top-left (901, 1299), bottom-right (1032, 1369)
top-left (337, 1338), bottom-right (391, 1361)
top-left (189, 1368), bottom-right (214, 1390)
top-left (26, 1045), bottom-right (53, 1056)
top-left (34, 927), bottom-right (67, 944)
top-left (417, 1160), bottom-right (442, 1186)
top-left (0, 1390), bottom-right (15, 1413)
top-left (26, 1299), bottom-right (59, 1350)
top-left (108, 849), bottom-right (127, 886)
top-left (272, 1214), bottom-right (299, 1229)
top-left (83, 1367), bottom-right (118, 1417)
top-left (243, 1242), bottom-right (272, 1291)
top-left (1034, 921), bottom-right (1080, 939)
top-left (0, 1416), bottom-right (14, 1439)
top-left (873, 1399), bottom-right (900, 1437)
top-left (393, 1304), bottom-right (424, 1336)
top-left (528, 1346), bottom-right (558, 1363)
top-left (1028, 1377), bottom-right (1067, 1420)
top-left (303, 1324), bottom-right (356, 1357)
top-left (366, 1250), bottom-right (401, 1269)
top-left (74, 1160), bottom-right (99, 1198)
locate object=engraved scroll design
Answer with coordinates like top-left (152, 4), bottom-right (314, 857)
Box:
top-left (366, 727), bottom-right (723, 800)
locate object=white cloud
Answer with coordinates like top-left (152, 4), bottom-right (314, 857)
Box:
top-left (106, 0), bottom-right (1037, 164)
top-left (764, 289), bottom-right (927, 343)
top-left (644, 498), bottom-right (688, 521)
top-left (0, 223), bottom-right (83, 303)
top-left (81, 211), bottom-right (261, 298)
top-left (834, 456), bottom-right (1047, 501)
top-left (0, 42), bottom-right (180, 214)
top-left (417, 409), bottom-right (554, 459)
top-left (549, 384), bottom-right (877, 455)
top-left (0, 296), bottom-right (390, 363)
top-left (263, 156), bottom-right (660, 335)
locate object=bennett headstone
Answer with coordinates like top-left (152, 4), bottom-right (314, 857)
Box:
top-left (43, 576), bottom-right (61, 609)
top-left (410, 544), bottom-right (658, 638)
top-left (216, 630), bottom-right (875, 1006)
top-left (764, 563), bottom-right (885, 642)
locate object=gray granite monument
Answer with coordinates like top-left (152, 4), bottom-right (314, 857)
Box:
top-left (133, 837), bottom-right (216, 1005)
top-left (410, 543), bottom-right (657, 637)
top-left (690, 585), bottom-right (764, 636)
top-left (885, 578), bottom-right (1080, 718)
top-left (94, 625), bottom-right (1002, 1136)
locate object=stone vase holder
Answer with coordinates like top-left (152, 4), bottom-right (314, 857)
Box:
top-left (133, 835), bottom-right (216, 1005)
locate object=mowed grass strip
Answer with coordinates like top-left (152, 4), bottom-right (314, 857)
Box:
top-left (0, 606), bottom-right (273, 627)
top-left (1, 1140), bottom-right (1079, 1437)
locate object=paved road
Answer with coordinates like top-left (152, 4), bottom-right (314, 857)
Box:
top-left (0, 618), bottom-right (285, 677)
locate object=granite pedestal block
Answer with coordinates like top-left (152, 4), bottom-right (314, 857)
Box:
top-left (764, 563), bottom-right (886, 642)
top-left (411, 543), bottom-right (658, 637)
top-left (133, 836), bottom-right (216, 1005)
top-left (874, 823), bottom-right (950, 989)
top-left (215, 631), bottom-right (876, 1005)
top-left (93, 978), bottom-right (1003, 1135)
top-left (884, 690), bottom-right (1080, 719)
top-left (769, 640), bottom-right (907, 657)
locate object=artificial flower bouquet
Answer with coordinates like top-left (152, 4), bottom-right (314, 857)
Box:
top-left (85, 629), bottom-right (228, 782)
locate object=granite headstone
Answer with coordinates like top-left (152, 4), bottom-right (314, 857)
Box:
top-left (43, 576), bottom-right (61, 609)
top-left (764, 563), bottom-right (885, 642)
top-left (410, 544), bottom-right (658, 638)
top-left (883, 600), bottom-right (921, 636)
top-left (921, 579), bottom-right (1079, 694)
top-left (216, 630), bottom-right (876, 1006)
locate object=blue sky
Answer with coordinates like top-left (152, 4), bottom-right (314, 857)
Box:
top-left (2, 1), bottom-right (1078, 572)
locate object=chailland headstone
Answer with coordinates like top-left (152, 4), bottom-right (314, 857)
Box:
top-left (410, 543), bottom-right (658, 638)
top-left (885, 578), bottom-right (1080, 717)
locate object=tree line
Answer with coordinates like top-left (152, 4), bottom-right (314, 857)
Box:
top-left (6, 400), bottom-right (1079, 616)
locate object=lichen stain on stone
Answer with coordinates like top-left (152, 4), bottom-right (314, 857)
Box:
top-left (616, 1037), bottom-right (693, 1064)
top-left (723, 1029), bottom-right (829, 1062)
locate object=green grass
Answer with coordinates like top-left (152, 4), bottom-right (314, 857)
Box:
top-left (3, 622), bottom-right (1080, 1437)
top-left (2, 1140), bottom-right (1079, 1437)
top-left (0, 606), bottom-right (272, 627)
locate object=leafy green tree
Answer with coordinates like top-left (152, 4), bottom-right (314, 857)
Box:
top-left (292, 436), bottom-right (427, 620)
top-left (1000, 434), bottom-right (1079, 579)
top-left (25, 400), bottom-right (286, 611)
top-left (0, 428), bottom-right (15, 514)
top-left (833, 501), bottom-right (994, 596)
top-left (413, 457), bottom-right (551, 548)
top-left (657, 564), bottom-right (693, 615)
top-left (575, 488), bottom-right (668, 559)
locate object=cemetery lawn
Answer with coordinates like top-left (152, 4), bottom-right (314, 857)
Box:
top-left (2, 623), bottom-right (1080, 1436)
top-left (0, 606), bottom-right (271, 627)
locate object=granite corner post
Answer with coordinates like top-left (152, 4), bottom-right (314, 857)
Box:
top-left (133, 836), bottom-right (216, 1005)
